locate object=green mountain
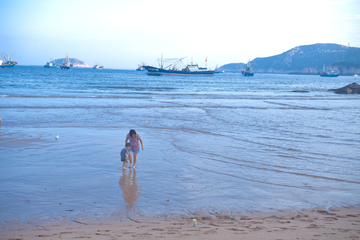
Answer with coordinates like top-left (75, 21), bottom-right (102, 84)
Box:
top-left (220, 43), bottom-right (360, 75)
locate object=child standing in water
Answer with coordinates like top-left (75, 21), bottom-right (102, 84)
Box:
top-left (125, 129), bottom-right (144, 169)
top-left (121, 143), bottom-right (131, 170)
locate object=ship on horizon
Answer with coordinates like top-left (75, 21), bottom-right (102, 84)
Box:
top-left (242, 60), bottom-right (254, 76)
top-left (60, 54), bottom-right (73, 70)
top-left (44, 58), bottom-right (57, 68)
top-left (0, 49), bottom-right (17, 68)
top-left (93, 63), bottom-right (104, 69)
top-left (319, 64), bottom-right (339, 77)
top-left (136, 62), bottom-right (146, 71)
top-left (214, 64), bottom-right (225, 74)
top-left (143, 55), bottom-right (214, 76)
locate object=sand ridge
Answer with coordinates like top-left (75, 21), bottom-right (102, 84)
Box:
top-left (1, 207), bottom-right (360, 239)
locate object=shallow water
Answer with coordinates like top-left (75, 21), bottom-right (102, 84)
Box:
top-left (0, 67), bottom-right (359, 224)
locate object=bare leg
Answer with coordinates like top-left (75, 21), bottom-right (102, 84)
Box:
top-left (123, 160), bottom-right (128, 170)
top-left (133, 153), bottom-right (138, 168)
top-left (128, 151), bottom-right (133, 168)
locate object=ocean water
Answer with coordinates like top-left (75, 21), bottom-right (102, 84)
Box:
top-left (0, 66), bottom-right (359, 224)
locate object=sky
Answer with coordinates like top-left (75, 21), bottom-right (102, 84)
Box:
top-left (1, 0), bottom-right (359, 69)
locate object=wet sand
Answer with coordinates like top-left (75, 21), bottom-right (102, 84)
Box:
top-left (1, 207), bottom-right (360, 239)
top-left (1, 127), bottom-right (360, 239)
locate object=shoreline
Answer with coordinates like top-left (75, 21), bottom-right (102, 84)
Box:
top-left (1, 126), bottom-right (360, 239)
top-left (1, 207), bottom-right (360, 239)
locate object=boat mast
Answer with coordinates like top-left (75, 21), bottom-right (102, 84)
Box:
top-left (161, 54), bottom-right (163, 69)
top-left (0, 49), bottom-right (8, 61)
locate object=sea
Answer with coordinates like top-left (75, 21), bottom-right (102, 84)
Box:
top-left (0, 66), bottom-right (359, 225)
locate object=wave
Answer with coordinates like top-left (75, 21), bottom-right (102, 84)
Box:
top-left (107, 86), bottom-right (177, 91)
top-left (173, 142), bottom-right (360, 186)
top-left (0, 95), bottom-right (153, 99)
top-left (1, 93), bottom-right (356, 102)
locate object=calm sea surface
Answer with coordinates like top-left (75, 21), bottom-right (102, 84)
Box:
top-left (0, 66), bottom-right (359, 224)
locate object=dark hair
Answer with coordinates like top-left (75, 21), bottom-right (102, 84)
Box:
top-left (129, 129), bottom-right (136, 136)
top-left (125, 143), bottom-right (131, 147)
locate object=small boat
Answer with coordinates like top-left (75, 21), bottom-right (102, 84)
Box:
top-left (242, 60), bottom-right (254, 76)
top-left (60, 54), bottom-right (73, 70)
top-left (143, 55), bottom-right (214, 76)
top-left (354, 74), bottom-right (359, 77)
top-left (136, 62), bottom-right (146, 71)
top-left (44, 59), bottom-right (57, 68)
top-left (93, 64), bottom-right (104, 69)
top-left (319, 64), bottom-right (339, 77)
top-left (214, 64), bottom-right (225, 74)
top-left (0, 49), bottom-right (17, 68)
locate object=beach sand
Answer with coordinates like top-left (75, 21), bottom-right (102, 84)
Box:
top-left (1, 207), bottom-right (359, 239)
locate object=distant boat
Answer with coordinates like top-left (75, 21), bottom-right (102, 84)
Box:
top-left (143, 55), bottom-right (214, 76)
top-left (0, 49), bottom-right (17, 68)
top-left (214, 64), bottom-right (225, 74)
top-left (242, 60), bottom-right (254, 76)
top-left (44, 59), bottom-right (57, 68)
top-left (60, 54), bottom-right (73, 70)
top-left (93, 63), bottom-right (104, 69)
top-left (354, 74), bottom-right (359, 77)
top-left (319, 64), bottom-right (339, 77)
top-left (136, 62), bottom-right (146, 71)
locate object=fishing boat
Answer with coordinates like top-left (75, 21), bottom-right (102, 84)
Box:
top-left (319, 64), bottom-right (339, 77)
top-left (93, 63), bottom-right (104, 69)
top-left (143, 55), bottom-right (214, 76)
top-left (242, 60), bottom-right (254, 76)
top-left (44, 59), bottom-right (57, 68)
top-left (214, 64), bottom-right (225, 74)
top-left (136, 62), bottom-right (146, 71)
top-left (0, 49), bottom-right (17, 68)
top-left (60, 54), bottom-right (73, 70)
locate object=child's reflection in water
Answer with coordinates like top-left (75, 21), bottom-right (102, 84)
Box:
top-left (119, 169), bottom-right (141, 212)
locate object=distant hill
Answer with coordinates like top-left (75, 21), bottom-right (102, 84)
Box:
top-left (219, 62), bottom-right (246, 72)
top-left (220, 43), bottom-right (360, 75)
top-left (50, 58), bottom-right (90, 68)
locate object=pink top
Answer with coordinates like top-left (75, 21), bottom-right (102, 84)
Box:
top-left (126, 133), bottom-right (141, 151)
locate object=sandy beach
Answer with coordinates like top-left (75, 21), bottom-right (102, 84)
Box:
top-left (1, 207), bottom-right (360, 239)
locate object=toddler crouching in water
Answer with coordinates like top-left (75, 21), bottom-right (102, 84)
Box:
top-left (121, 143), bottom-right (131, 170)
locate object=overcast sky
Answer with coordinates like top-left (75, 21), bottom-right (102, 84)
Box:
top-left (1, 0), bottom-right (359, 69)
